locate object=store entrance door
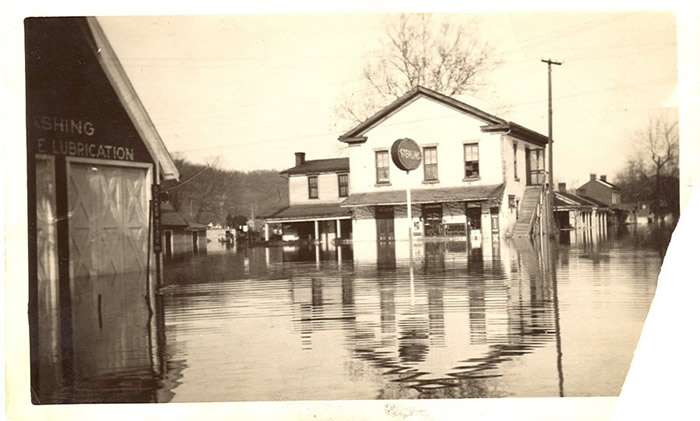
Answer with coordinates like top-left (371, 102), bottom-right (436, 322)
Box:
top-left (375, 206), bottom-right (395, 241)
top-left (423, 204), bottom-right (443, 237)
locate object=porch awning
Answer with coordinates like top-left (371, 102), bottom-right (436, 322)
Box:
top-left (341, 184), bottom-right (505, 207)
top-left (266, 203), bottom-right (351, 222)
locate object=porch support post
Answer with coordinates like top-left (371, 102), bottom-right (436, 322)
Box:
top-left (264, 223), bottom-right (270, 241)
top-left (336, 219), bottom-right (341, 240)
top-left (314, 220), bottom-right (319, 242)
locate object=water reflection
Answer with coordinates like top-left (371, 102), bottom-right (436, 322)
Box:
top-left (37, 271), bottom-right (167, 403)
top-left (36, 226), bottom-right (663, 402)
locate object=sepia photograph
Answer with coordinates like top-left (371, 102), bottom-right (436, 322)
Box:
top-left (5, 2), bottom-right (700, 420)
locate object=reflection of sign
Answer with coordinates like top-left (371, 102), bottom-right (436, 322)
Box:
top-left (152, 184), bottom-right (162, 253)
top-left (391, 138), bottom-right (422, 171)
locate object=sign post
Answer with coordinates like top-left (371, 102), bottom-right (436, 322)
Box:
top-left (391, 138), bottom-right (422, 257)
top-left (151, 184), bottom-right (162, 254)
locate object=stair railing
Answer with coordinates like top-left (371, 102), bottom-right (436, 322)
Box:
top-left (525, 184), bottom-right (546, 238)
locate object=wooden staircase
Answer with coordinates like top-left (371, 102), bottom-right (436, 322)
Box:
top-left (513, 186), bottom-right (543, 238)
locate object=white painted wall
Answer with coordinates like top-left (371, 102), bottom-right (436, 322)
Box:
top-left (348, 96), bottom-right (506, 193)
top-left (288, 172), bottom-right (347, 204)
top-left (345, 95), bottom-right (547, 239)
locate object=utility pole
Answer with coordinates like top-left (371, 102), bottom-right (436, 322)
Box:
top-left (542, 58), bottom-right (562, 237)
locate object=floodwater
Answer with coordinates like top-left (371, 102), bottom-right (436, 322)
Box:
top-left (41, 225), bottom-right (665, 403)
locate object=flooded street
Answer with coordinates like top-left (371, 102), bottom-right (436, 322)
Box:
top-left (157, 227), bottom-right (660, 402)
top-left (44, 227), bottom-right (663, 403)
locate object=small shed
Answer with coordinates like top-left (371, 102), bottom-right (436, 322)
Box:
top-left (160, 203), bottom-right (207, 257)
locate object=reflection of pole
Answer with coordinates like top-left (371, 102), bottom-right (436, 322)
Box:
top-left (407, 170), bottom-right (415, 307)
top-left (409, 254), bottom-right (415, 307)
top-left (548, 238), bottom-right (565, 397)
top-left (407, 170), bottom-right (413, 256)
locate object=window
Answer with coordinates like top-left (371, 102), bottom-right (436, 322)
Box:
top-left (423, 146), bottom-right (438, 181)
top-left (464, 143), bottom-right (479, 178)
top-left (338, 174), bottom-right (349, 197)
top-left (308, 176), bottom-right (318, 199)
top-left (375, 150), bottom-right (390, 184)
top-left (513, 142), bottom-right (518, 180)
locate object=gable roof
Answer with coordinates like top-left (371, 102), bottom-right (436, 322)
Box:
top-left (160, 202), bottom-right (189, 227)
top-left (578, 178), bottom-right (620, 191)
top-left (597, 178), bottom-right (618, 189)
top-left (281, 158), bottom-right (349, 175)
top-left (337, 85), bottom-right (549, 147)
top-left (86, 17), bottom-right (179, 181)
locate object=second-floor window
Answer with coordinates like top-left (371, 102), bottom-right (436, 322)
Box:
top-left (338, 174), bottom-right (349, 197)
top-left (308, 176), bottom-right (318, 199)
top-left (464, 143), bottom-right (479, 179)
top-left (376, 150), bottom-right (390, 184)
top-left (423, 146), bottom-right (438, 181)
top-left (513, 141), bottom-right (518, 180)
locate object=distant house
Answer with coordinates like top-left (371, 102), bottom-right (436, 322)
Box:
top-left (553, 183), bottom-right (608, 230)
top-left (576, 174), bottom-right (621, 207)
top-left (576, 174), bottom-right (624, 224)
top-left (619, 201), bottom-right (655, 225)
top-left (160, 202), bottom-right (207, 257)
top-left (264, 153), bottom-right (352, 243)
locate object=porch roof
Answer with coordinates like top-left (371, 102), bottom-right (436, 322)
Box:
top-left (266, 202), bottom-right (351, 222)
top-left (281, 158), bottom-right (349, 175)
top-left (185, 220), bottom-right (208, 231)
top-left (341, 184), bottom-right (505, 207)
top-left (554, 191), bottom-right (608, 209)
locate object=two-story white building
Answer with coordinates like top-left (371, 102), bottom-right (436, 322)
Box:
top-left (265, 153), bottom-right (353, 243)
top-left (337, 86), bottom-right (550, 244)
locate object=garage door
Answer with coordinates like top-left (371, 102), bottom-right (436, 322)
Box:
top-left (68, 162), bottom-right (150, 279)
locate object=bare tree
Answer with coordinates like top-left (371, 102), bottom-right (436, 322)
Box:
top-left (617, 117), bottom-right (679, 222)
top-left (337, 13), bottom-right (497, 125)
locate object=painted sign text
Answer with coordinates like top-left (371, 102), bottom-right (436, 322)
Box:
top-left (37, 138), bottom-right (135, 161)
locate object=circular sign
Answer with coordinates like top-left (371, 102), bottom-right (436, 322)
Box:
top-left (391, 138), bottom-right (422, 171)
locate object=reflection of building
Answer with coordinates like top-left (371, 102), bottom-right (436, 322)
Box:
top-left (265, 153), bottom-right (352, 243)
top-left (338, 86), bottom-right (550, 243)
top-left (322, 239), bottom-right (560, 398)
top-left (68, 273), bottom-right (164, 403)
top-left (26, 17), bottom-right (178, 402)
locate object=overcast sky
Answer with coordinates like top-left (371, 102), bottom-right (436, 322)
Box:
top-left (98, 12), bottom-right (677, 188)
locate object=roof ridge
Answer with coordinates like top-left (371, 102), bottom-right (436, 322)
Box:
top-left (338, 85), bottom-right (506, 142)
